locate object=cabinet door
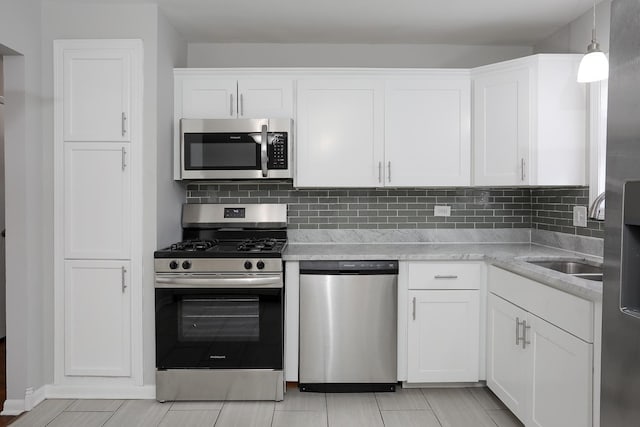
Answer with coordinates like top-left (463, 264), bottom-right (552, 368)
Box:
top-left (181, 77), bottom-right (238, 118)
top-left (528, 315), bottom-right (592, 427)
top-left (296, 79), bottom-right (384, 187)
top-left (487, 293), bottom-right (528, 420)
top-left (63, 48), bottom-right (131, 142)
top-left (385, 78), bottom-right (471, 186)
top-left (237, 78), bottom-right (293, 118)
top-left (64, 143), bottom-right (131, 259)
top-left (64, 260), bottom-right (131, 377)
top-left (407, 290), bottom-right (479, 382)
top-left (473, 67), bottom-right (530, 186)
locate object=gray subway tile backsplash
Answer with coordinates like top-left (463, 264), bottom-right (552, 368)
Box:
top-left (184, 183), bottom-right (603, 238)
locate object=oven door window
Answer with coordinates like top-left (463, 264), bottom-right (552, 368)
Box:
top-left (156, 288), bottom-right (282, 369)
top-left (183, 133), bottom-right (260, 170)
top-left (179, 297), bottom-right (260, 342)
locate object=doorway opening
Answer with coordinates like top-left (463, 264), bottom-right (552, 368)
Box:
top-left (0, 55), bottom-right (6, 415)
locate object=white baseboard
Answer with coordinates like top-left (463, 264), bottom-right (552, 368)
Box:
top-left (25, 385), bottom-right (47, 410)
top-left (1, 384), bottom-right (155, 415)
top-left (1, 384), bottom-right (48, 415)
top-left (45, 384), bottom-right (155, 400)
top-left (1, 399), bottom-right (25, 416)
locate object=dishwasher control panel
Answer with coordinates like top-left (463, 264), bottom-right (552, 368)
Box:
top-left (299, 260), bottom-right (399, 275)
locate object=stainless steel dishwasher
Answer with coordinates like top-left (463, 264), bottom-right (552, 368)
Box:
top-left (298, 260), bottom-right (398, 392)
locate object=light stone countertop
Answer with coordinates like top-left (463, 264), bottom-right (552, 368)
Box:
top-left (283, 242), bottom-right (603, 301)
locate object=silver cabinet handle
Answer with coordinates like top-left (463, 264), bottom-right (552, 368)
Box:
top-left (516, 317), bottom-right (523, 346)
top-left (387, 161), bottom-right (391, 182)
top-left (121, 147), bottom-right (127, 171)
top-left (412, 297), bottom-right (416, 321)
top-left (378, 161), bottom-right (382, 183)
top-left (260, 124), bottom-right (268, 177)
top-left (121, 266), bottom-right (127, 293)
top-left (522, 320), bottom-right (531, 349)
top-left (434, 275), bottom-right (458, 279)
top-left (121, 112), bottom-right (127, 137)
top-left (240, 93), bottom-right (244, 116)
top-left (230, 94), bottom-right (234, 116)
top-left (521, 158), bottom-right (526, 181)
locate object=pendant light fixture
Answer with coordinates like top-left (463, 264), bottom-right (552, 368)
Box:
top-left (577, 0), bottom-right (609, 82)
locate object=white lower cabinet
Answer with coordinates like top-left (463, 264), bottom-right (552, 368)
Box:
top-left (486, 294), bottom-right (529, 415)
top-left (487, 267), bottom-right (593, 427)
top-left (404, 262), bottom-right (481, 383)
top-left (528, 314), bottom-right (592, 427)
top-left (64, 260), bottom-right (131, 377)
top-left (408, 290), bottom-right (479, 382)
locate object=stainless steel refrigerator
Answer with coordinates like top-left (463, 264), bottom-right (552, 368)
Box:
top-left (600, 0), bottom-right (640, 424)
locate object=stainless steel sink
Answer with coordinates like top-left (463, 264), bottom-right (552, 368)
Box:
top-left (527, 260), bottom-right (603, 281)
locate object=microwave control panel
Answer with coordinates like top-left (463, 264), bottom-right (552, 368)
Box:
top-left (267, 133), bottom-right (288, 169)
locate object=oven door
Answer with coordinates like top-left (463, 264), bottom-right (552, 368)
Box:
top-left (180, 118), bottom-right (291, 180)
top-left (155, 275), bottom-right (283, 370)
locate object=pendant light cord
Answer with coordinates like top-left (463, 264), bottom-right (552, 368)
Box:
top-left (592, 0), bottom-right (597, 43)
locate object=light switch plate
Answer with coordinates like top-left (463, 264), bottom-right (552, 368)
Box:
top-left (434, 205), bottom-right (451, 217)
top-left (573, 206), bottom-right (587, 227)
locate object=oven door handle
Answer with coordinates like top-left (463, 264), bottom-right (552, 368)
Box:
top-left (155, 275), bottom-right (283, 289)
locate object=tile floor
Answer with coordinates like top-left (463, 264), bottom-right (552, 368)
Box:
top-left (9, 385), bottom-right (523, 427)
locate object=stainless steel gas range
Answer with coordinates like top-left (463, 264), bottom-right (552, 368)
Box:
top-left (154, 204), bottom-right (287, 402)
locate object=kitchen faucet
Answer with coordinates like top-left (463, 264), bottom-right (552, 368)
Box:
top-left (588, 191), bottom-right (605, 220)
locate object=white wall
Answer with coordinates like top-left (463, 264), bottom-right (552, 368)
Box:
top-left (0, 0), bottom-right (45, 411)
top-left (153, 9), bottom-right (187, 385)
top-left (535, 0), bottom-right (611, 53)
top-left (40, 1), bottom-right (161, 387)
top-left (157, 12), bottom-right (186, 249)
top-left (187, 43), bottom-right (533, 68)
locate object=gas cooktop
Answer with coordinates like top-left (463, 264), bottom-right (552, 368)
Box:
top-left (154, 237), bottom-right (287, 259)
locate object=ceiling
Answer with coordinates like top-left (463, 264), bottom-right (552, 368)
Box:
top-left (45, 0), bottom-right (601, 45)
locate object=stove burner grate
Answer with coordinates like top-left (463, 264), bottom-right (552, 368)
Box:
top-left (237, 238), bottom-right (278, 252)
top-left (170, 239), bottom-right (218, 251)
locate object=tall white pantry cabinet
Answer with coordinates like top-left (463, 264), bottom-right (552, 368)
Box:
top-left (53, 40), bottom-right (144, 393)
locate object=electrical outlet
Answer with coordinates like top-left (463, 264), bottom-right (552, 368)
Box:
top-left (573, 206), bottom-right (587, 227)
top-left (434, 205), bottom-right (451, 217)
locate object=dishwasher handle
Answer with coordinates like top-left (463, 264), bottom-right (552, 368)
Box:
top-left (299, 260), bottom-right (399, 275)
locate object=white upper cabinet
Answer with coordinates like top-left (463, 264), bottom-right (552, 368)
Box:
top-left (473, 54), bottom-right (586, 186)
top-left (64, 143), bottom-right (131, 260)
top-left (385, 77), bottom-right (471, 186)
top-left (180, 77), bottom-right (238, 119)
top-left (175, 72), bottom-right (294, 119)
top-left (63, 48), bottom-right (132, 142)
top-left (296, 78), bottom-right (385, 187)
top-left (237, 78), bottom-right (294, 118)
top-left (473, 67), bottom-right (529, 185)
top-left (295, 73), bottom-right (470, 188)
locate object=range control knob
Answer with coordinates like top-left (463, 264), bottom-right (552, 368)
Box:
top-left (256, 260), bottom-right (265, 270)
top-left (244, 261), bottom-right (253, 270)
top-left (182, 260), bottom-right (192, 270)
top-left (169, 260), bottom-right (179, 270)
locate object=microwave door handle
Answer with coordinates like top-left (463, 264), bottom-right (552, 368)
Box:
top-left (261, 124), bottom-right (268, 177)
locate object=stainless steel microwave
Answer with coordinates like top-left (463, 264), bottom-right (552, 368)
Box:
top-left (179, 118), bottom-right (293, 180)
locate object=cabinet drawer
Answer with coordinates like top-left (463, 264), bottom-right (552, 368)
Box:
top-left (408, 262), bottom-right (481, 290)
top-left (488, 266), bottom-right (594, 343)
